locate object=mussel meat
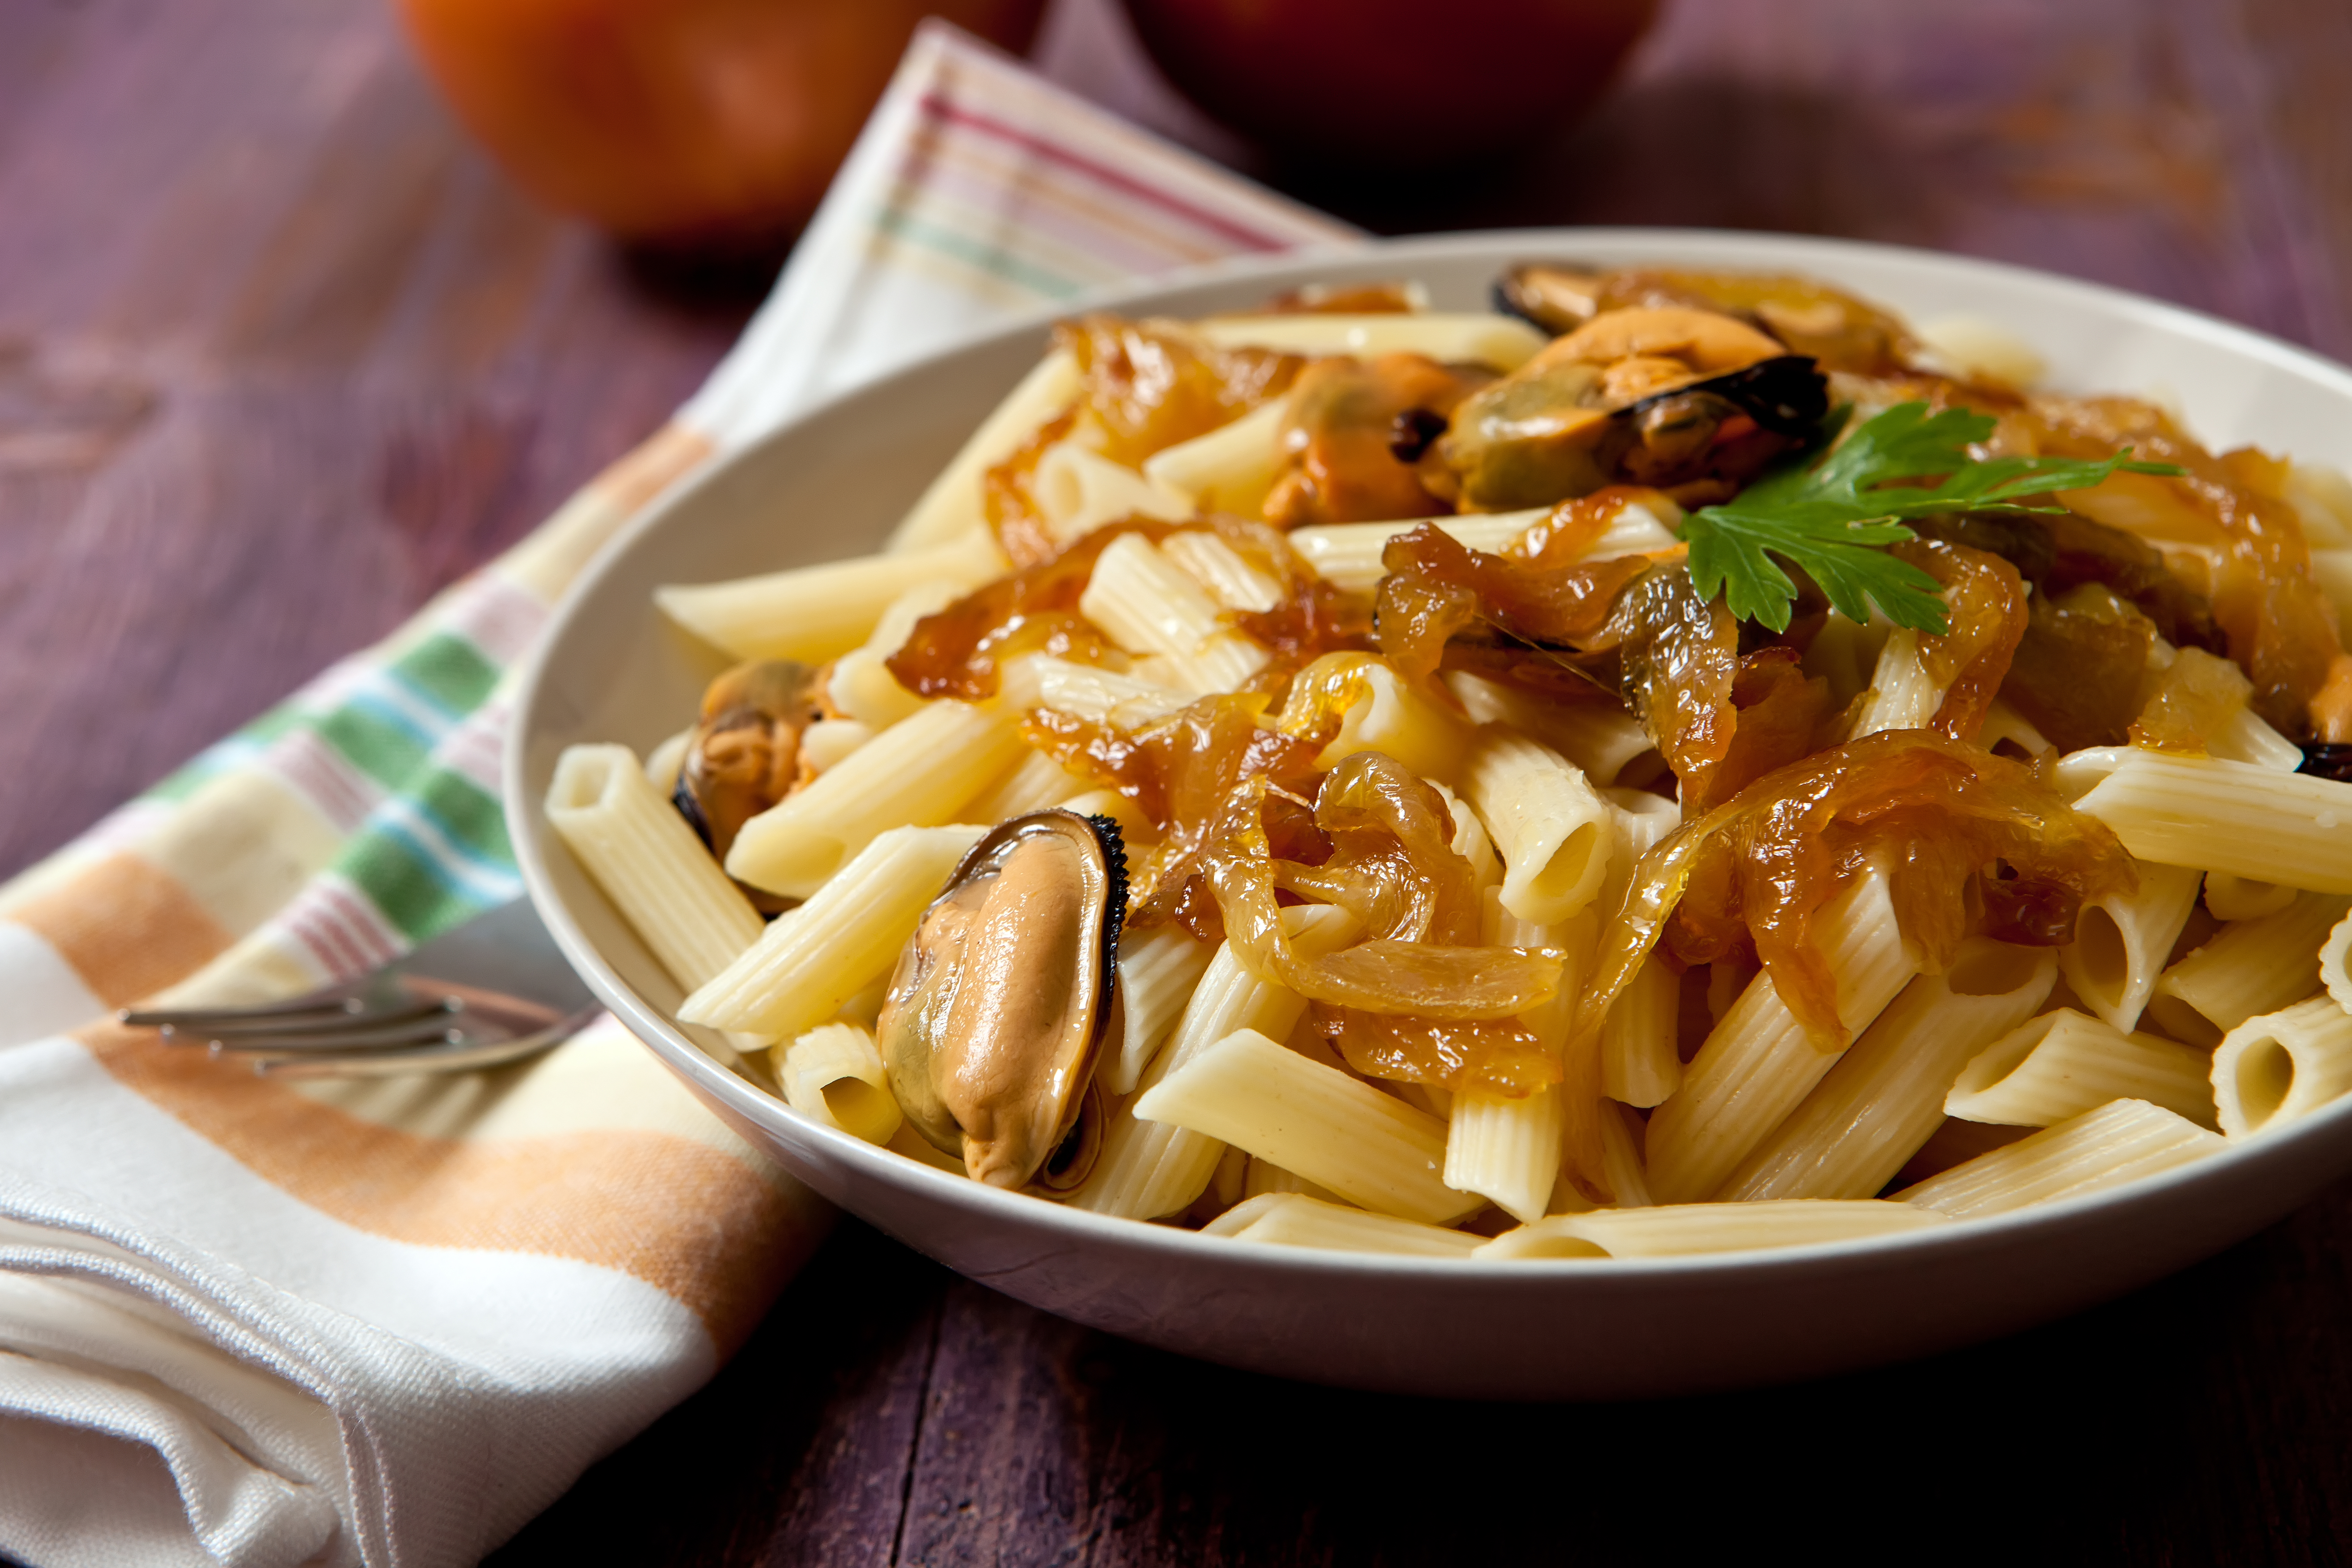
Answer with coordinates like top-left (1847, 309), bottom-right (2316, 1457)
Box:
top-left (1430, 305), bottom-right (1827, 510)
top-left (1494, 262), bottom-right (1917, 374)
top-left (673, 659), bottom-right (823, 867)
top-left (877, 810), bottom-right (1128, 1190)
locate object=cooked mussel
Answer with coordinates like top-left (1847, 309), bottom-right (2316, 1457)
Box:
top-left (1430, 305), bottom-right (1827, 510)
top-left (877, 810), bottom-right (1128, 1191)
top-left (1495, 263), bottom-right (1916, 374)
top-left (673, 659), bottom-right (823, 865)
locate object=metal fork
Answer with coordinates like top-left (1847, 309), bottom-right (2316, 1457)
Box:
top-left (122, 899), bottom-right (600, 1078)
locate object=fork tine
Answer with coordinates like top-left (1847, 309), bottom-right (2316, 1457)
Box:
top-left (124, 997), bottom-right (366, 1030)
top-left (207, 1017), bottom-right (466, 1053)
top-left (179, 997), bottom-right (455, 1042)
top-left (252, 1008), bottom-right (601, 1078)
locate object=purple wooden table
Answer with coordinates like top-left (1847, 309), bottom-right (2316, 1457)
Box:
top-left (4, 0), bottom-right (2350, 1560)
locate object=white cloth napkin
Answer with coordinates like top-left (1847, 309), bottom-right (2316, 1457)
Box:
top-left (0, 23), bottom-right (1352, 1568)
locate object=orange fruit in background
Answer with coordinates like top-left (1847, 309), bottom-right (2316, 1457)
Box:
top-left (396, 0), bottom-right (1050, 245)
top-left (1118, 0), bottom-right (1659, 168)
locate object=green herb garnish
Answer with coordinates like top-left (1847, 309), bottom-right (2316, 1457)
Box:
top-left (1682, 402), bottom-right (2180, 635)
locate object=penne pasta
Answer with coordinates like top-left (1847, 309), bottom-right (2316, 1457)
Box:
top-left (1284, 653), bottom-right (1474, 785)
top-left (1077, 532), bottom-right (1268, 694)
top-left (2202, 872), bottom-right (2297, 922)
top-left (1132, 1027), bottom-right (1481, 1225)
top-left (1031, 440), bottom-right (1194, 544)
top-left (1722, 939), bottom-right (2057, 1201)
top-left (1847, 628), bottom-right (1945, 737)
top-left (2210, 995), bottom-right (2352, 1137)
top-left (774, 1023), bottom-right (903, 1145)
top-left (2072, 754), bottom-right (2352, 893)
top-left (1143, 398), bottom-right (1286, 515)
top-left (2142, 891), bottom-right (2351, 1047)
top-left (1102, 923), bottom-right (1217, 1095)
top-left (1198, 312), bottom-right (1547, 369)
top-left (1158, 529), bottom-right (1284, 613)
top-left (1477, 1200), bottom-right (1945, 1260)
top-left (1461, 728), bottom-right (1612, 925)
top-left (1645, 869), bottom-right (1918, 1203)
top-left (725, 699), bottom-right (1025, 898)
top-left (545, 743), bottom-right (765, 993)
top-left (679, 824), bottom-right (986, 1039)
top-left (1448, 673), bottom-right (1663, 786)
top-left (1285, 511), bottom-right (1544, 593)
top-left (961, 746), bottom-right (1098, 827)
top-left (2324, 910), bottom-right (2352, 1012)
top-left (656, 532), bottom-right (1007, 663)
top-left (2056, 861), bottom-right (2202, 1033)
top-left (1945, 1008), bottom-right (2215, 1128)
top-left (1446, 1084), bottom-right (1565, 1226)
top-left (1072, 904), bottom-right (1360, 1220)
top-left (1896, 1098), bottom-right (2224, 1217)
top-left (825, 579), bottom-right (965, 730)
top-left (1243, 1158), bottom-right (1346, 1205)
top-left (1221, 1193), bottom-right (1485, 1258)
top-left (887, 346), bottom-right (1081, 552)
top-left (1595, 1101), bottom-right (1655, 1209)
top-left (1600, 951), bottom-right (1682, 1108)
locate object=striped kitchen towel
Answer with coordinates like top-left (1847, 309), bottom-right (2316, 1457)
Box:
top-left (0, 22), bottom-right (1354, 1568)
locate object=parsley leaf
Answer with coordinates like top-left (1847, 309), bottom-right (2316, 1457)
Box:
top-left (1682, 401), bottom-right (2179, 634)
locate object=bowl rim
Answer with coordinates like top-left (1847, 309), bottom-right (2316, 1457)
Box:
top-left (506, 225), bottom-right (2352, 1288)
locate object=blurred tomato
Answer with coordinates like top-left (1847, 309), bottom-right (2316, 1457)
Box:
top-left (1118, 0), bottom-right (1657, 168)
top-left (397, 0), bottom-right (1049, 244)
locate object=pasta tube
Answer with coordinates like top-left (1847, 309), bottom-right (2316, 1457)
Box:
top-left (1945, 1008), bottom-right (2215, 1129)
top-left (1158, 530), bottom-right (1284, 613)
top-left (961, 746), bottom-right (1098, 827)
top-left (1476, 1200), bottom-right (1945, 1260)
top-left (1294, 655), bottom-right (1474, 785)
top-left (2072, 754), bottom-right (2352, 892)
top-left (1072, 904), bottom-right (1360, 1220)
top-left (1722, 939), bottom-right (2056, 1201)
top-left (1847, 629), bottom-right (1945, 737)
top-left (774, 1023), bottom-right (903, 1145)
top-left (2142, 891), bottom-right (2351, 1047)
top-left (1032, 441), bottom-right (1193, 544)
top-left (2203, 873), bottom-right (2297, 922)
top-left (1102, 923), bottom-right (1217, 1096)
top-left (1217, 1193), bottom-right (1484, 1258)
top-left (1600, 951), bottom-right (1682, 1108)
top-left (1644, 868), bottom-right (1917, 1203)
top-left (1198, 312), bottom-right (1547, 369)
top-left (679, 824), bottom-right (986, 1039)
top-left (887, 347), bottom-right (1081, 552)
top-left (825, 580), bottom-right (964, 731)
top-left (655, 532), bottom-right (1007, 663)
top-left (2056, 861), bottom-right (2202, 1033)
top-left (1461, 728), bottom-right (1612, 925)
top-left (1077, 533), bottom-right (1268, 694)
top-left (545, 743), bottom-right (764, 993)
top-left (2211, 996), bottom-right (2352, 1137)
top-left (2325, 910), bottom-right (2352, 1012)
top-left (1596, 1101), bottom-right (1655, 1208)
top-left (724, 700), bottom-right (1025, 898)
top-left (1143, 399), bottom-right (1285, 515)
top-left (1290, 503), bottom-right (1678, 595)
top-left (1448, 673), bottom-right (1662, 787)
top-left (1132, 1027), bottom-right (1480, 1225)
top-left (1896, 1098), bottom-right (2223, 1217)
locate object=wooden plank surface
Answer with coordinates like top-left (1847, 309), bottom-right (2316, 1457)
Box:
top-left (4, 0), bottom-right (2351, 1564)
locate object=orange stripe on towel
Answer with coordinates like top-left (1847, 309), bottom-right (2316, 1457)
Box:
top-left (12, 853), bottom-right (233, 1006)
top-left (81, 1021), bottom-right (818, 1351)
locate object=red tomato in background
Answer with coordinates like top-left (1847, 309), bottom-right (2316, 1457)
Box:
top-left (1118, 0), bottom-right (1658, 168)
top-left (397, 0), bottom-right (1049, 244)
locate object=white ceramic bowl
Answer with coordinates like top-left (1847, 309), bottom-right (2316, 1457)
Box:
top-left (508, 230), bottom-right (2352, 1399)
